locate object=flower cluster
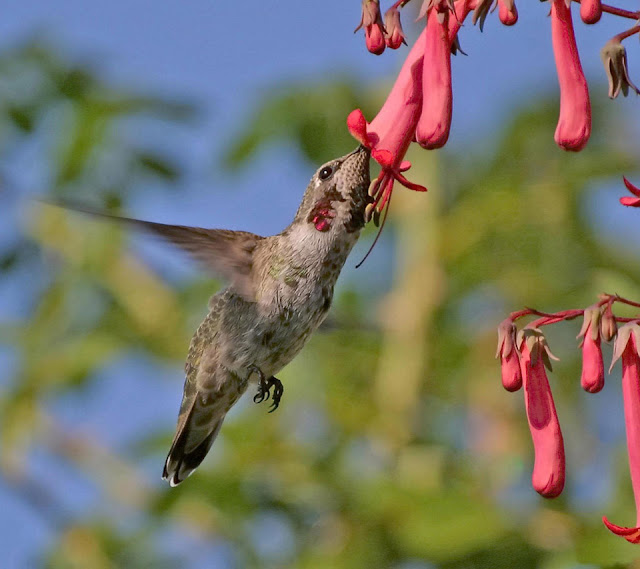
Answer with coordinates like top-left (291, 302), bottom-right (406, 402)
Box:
top-left (497, 294), bottom-right (640, 542)
top-left (350, 0), bottom-right (640, 226)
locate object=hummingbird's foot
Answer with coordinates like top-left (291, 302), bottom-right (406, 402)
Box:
top-left (249, 365), bottom-right (284, 413)
top-left (267, 378), bottom-right (284, 413)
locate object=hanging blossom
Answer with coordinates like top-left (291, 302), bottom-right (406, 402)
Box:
top-left (348, 0), bottom-right (473, 248)
top-left (603, 323), bottom-right (640, 543)
top-left (497, 291), bottom-right (640, 541)
top-left (550, 0), bottom-right (591, 151)
top-left (351, 0), bottom-right (640, 209)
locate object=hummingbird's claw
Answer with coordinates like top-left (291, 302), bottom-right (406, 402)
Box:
top-left (249, 365), bottom-right (284, 411)
top-left (268, 380), bottom-right (284, 413)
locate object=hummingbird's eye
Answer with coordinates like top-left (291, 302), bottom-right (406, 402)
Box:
top-left (319, 166), bottom-right (334, 180)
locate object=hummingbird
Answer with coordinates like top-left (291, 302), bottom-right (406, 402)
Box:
top-left (57, 146), bottom-right (371, 486)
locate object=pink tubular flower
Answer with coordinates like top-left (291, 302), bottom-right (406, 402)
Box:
top-left (580, 0), bottom-right (602, 24)
top-left (496, 318), bottom-right (522, 392)
top-left (577, 305), bottom-right (605, 393)
top-left (415, 5), bottom-right (453, 150)
top-left (604, 323), bottom-right (640, 543)
top-left (518, 328), bottom-right (565, 498)
top-left (384, 7), bottom-right (405, 50)
top-left (355, 0), bottom-right (386, 55)
top-left (620, 177), bottom-right (640, 207)
top-left (347, 27), bottom-right (428, 223)
top-left (551, 0), bottom-right (591, 151)
top-left (498, 0), bottom-right (518, 26)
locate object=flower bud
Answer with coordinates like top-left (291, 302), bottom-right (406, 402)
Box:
top-left (601, 41), bottom-right (640, 99)
top-left (498, 0), bottom-right (517, 25)
top-left (355, 0), bottom-right (387, 55)
top-left (580, 0), bottom-right (601, 24)
top-left (384, 8), bottom-right (405, 50)
top-left (577, 305), bottom-right (604, 393)
top-left (496, 318), bottom-right (522, 391)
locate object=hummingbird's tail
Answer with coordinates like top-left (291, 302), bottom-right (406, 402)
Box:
top-left (162, 400), bottom-right (226, 487)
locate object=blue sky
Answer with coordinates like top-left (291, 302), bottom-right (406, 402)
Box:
top-left (1, 1), bottom-right (640, 566)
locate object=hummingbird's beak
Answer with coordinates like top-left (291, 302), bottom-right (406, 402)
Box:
top-left (345, 145), bottom-right (370, 158)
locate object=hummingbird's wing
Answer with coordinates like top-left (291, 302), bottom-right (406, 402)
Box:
top-left (51, 201), bottom-right (263, 301)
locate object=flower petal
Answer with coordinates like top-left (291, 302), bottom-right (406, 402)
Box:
top-left (602, 517), bottom-right (640, 544)
top-left (624, 177), bottom-right (640, 198)
top-left (394, 171), bottom-right (428, 192)
top-left (620, 197), bottom-right (640, 208)
top-left (371, 148), bottom-right (396, 168)
top-left (347, 109), bottom-right (370, 147)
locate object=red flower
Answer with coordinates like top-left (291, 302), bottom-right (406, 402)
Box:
top-left (518, 328), bottom-right (565, 498)
top-left (604, 324), bottom-right (640, 543)
top-left (347, 27), bottom-right (428, 223)
top-left (620, 177), bottom-right (640, 207)
top-left (355, 0), bottom-right (386, 55)
top-left (384, 7), bottom-right (406, 50)
top-left (415, 5), bottom-right (453, 150)
top-left (496, 318), bottom-right (522, 392)
top-left (577, 305), bottom-right (605, 394)
top-left (551, 0), bottom-right (591, 151)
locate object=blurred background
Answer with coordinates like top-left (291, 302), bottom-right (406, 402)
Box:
top-left (2, 1), bottom-right (640, 567)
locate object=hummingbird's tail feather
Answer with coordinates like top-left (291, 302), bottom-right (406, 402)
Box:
top-left (162, 400), bottom-right (226, 487)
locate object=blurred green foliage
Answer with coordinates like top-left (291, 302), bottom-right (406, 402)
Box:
top-left (2, 37), bottom-right (640, 569)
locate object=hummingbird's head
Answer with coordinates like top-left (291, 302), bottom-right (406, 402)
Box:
top-left (294, 145), bottom-right (371, 234)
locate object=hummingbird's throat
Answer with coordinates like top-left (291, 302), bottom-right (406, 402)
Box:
top-left (309, 206), bottom-right (336, 232)
top-left (307, 189), bottom-right (345, 232)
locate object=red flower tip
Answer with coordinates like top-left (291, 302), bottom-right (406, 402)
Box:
top-left (398, 160), bottom-right (412, 172)
top-left (603, 517), bottom-right (640, 544)
top-left (498, 0), bottom-right (518, 26)
top-left (580, 0), bottom-right (602, 24)
top-left (366, 24), bottom-right (387, 55)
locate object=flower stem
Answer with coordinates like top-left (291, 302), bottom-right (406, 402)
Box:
top-left (391, 0), bottom-right (411, 9)
top-left (614, 24), bottom-right (640, 43)
top-left (611, 295), bottom-right (640, 310)
top-left (600, 3), bottom-right (639, 20)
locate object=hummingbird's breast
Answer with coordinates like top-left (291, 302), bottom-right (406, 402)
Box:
top-left (217, 228), bottom-right (360, 380)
